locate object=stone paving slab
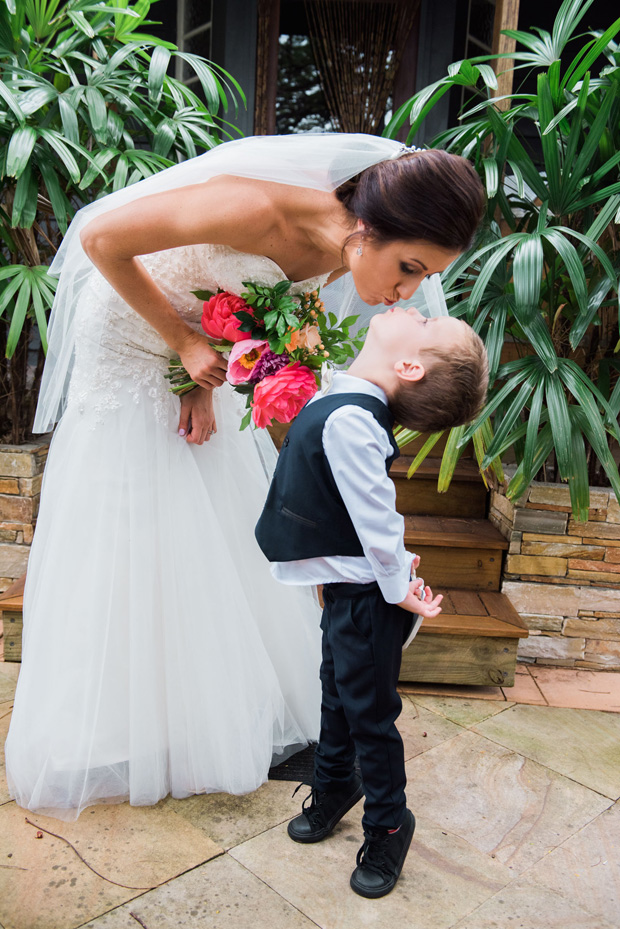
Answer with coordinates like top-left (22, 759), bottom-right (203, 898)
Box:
top-left (0, 667), bottom-right (17, 702)
top-left (405, 729), bottom-right (612, 875)
top-left (0, 766), bottom-right (10, 806)
top-left (0, 700), bottom-right (12, 804)
top-left (525, 800), bottom-right (620, 927)
top-left (162, 779), bottom-right (309, 850)
top-left (0, 660), bottom-right (19, 680)
top-left (452, 877), bottom-right (618, 928)
top-left (501, 667), bottom-right (549, 706)
top-left (530, 667), bottom-right (620, 712)
top-left (230, 818), bottom-right (511, 929)
top-left (398, 694), bottom-right (462, 760)
top-left (473, 705), bottom-right (620, 799)
top-left (409, 694), bottom-right (514, 728)
top-left (0, 801), bottom-right (221, 929)
top-left (81, 854), bottom-right (318, 929)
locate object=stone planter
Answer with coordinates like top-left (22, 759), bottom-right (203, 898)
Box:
top-left (489, 483), bottom-right (620, 670)
top-left (0, 439), bottom-right (50, 592)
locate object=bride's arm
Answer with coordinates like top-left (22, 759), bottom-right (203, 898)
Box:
top-left (80, 179), bottom-right (279, 389)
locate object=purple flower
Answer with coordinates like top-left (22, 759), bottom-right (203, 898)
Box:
top-left (250, 350), bottom-right (289, 383)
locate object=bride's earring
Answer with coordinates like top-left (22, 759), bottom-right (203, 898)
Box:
top-left (357, 237), bottom-right (363, 256)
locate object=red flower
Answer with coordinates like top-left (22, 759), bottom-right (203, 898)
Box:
top-left (201, 292), bottom-right (252, 343)
top-left (251, 362), bottom-right (318, 428)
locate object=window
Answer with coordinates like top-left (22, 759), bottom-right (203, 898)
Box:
top-left (176, 0), bottom-right (213, 87)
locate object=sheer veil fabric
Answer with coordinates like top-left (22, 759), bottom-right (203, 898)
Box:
top-left (7, 133), bottom-right (448, 821)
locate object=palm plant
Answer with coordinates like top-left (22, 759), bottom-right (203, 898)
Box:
top-left (386, 0), bottom-right (620, 522)
top-left (0, 0), bottom-right (243, 443)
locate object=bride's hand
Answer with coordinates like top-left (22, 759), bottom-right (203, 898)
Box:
top-left (178, 331), bottom-right (228, 389)
top-left (178, 387), bottom-right (217, 444)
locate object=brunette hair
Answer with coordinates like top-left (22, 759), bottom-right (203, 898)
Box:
top-left (388, 324), bottom-right (489, 433)
top-left (336, 149), bottom-right (485, 252)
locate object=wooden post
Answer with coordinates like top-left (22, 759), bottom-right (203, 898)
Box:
top-left (254, 0), bottom-right (280, 134)
top-left (492, 0), bottom-right (520, 110)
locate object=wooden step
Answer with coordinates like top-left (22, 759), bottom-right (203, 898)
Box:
top-left (391, 456), bottom-right (487, 518)
top-left (0, 574), bottom-right (25, 663)
top-left (400, 589), bottom-right (528, 686)
top-left (404, 516), bottom-right (507, 591)
top-left (398, 432), bottom-right (473, 458)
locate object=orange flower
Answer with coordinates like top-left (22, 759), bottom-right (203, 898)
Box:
top-left (286, 323), bottom-right (322, 353)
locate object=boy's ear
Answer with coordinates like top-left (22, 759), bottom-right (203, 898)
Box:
top-left (394, 358), bottom-right (426, 383)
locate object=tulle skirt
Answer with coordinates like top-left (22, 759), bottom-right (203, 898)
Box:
top-left (5, 383), bottom-right (321, 820)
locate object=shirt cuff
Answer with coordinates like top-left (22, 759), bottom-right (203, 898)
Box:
top-left (376, 560), bottom-right (414, 604)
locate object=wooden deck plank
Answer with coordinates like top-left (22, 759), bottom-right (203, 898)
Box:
top-left (404, 544), bottom-right (502, 590)
top-left (404, 515), bottom-right (508, 550)
top-left (393, 477), bottom-right (487, 519)
top-left (390, 457), bottom-right (484, 482)
top-left (419, 612), bottom-right (528, 638)
top-left (448, 589), bottom-right (489, 616)
top-left (478, 590), bottom-right (529, 631)
top-left (0, 573), bottom-right (25, 602)
top-left (400, 633), bottom-right (519, 686)
top-left (438, 591), bottom-right (457, 614)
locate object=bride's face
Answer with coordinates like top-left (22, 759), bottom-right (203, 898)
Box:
top-left (348, 236), bottom-right (460, 307)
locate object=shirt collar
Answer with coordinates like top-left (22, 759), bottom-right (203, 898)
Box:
top-left (328, 371), bottom-right (388, 406)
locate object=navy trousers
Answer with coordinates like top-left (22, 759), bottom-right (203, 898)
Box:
top-left (313, 581), bottom-right (409, 831)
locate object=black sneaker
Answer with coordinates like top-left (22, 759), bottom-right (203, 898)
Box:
top-left (287, 774), bottom-right (364, 843)
top-left (350, 808), bottom-right (416, 898)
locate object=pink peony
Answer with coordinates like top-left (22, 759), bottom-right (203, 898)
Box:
top-left (251, 362), bottom-right (318, 428)
top-left (201, 292), bottom-right (252, 343)
top-left (227, 339), bottom-right (269, 385)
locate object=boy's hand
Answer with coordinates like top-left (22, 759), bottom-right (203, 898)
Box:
top-left (398, 578), bottom-right (443, 618)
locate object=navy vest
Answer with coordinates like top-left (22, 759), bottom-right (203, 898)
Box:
top-left (255, 392), bottom-right (399, 562)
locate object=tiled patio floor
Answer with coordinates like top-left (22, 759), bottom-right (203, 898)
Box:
top-left (1, 659), bottom-right (619, 929)
top-left (400, 663), bottom-right (620, 713)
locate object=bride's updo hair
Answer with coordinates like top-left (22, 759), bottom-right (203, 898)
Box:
top-left (336, 149), bottom-right (485, 252)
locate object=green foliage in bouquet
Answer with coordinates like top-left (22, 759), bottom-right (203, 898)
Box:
top-left (0, 0), bottom-right (244, 443)
top-left (386, 0), bottom-right (620, 521)
top-left (233, 282), bottom-right (362, 366)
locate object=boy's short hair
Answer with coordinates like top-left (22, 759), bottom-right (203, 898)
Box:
top-left (388, 325), bottom-right (489, 433)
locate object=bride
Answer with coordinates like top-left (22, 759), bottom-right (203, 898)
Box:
top-left (5, 133), bottom-right (484, 820)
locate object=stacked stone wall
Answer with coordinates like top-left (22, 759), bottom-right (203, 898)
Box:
top-left (0, 441), bottom-right (49, 591)
top-left (490, 483), bottom-right (620, 670)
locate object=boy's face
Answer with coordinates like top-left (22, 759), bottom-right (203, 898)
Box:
top-left (368, 305), bottom-right (468, 360)
top-left (349, 236), bottom-right (460, 307)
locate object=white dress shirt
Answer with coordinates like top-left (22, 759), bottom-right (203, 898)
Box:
top-left (270, 373), bottom-right (414, 603)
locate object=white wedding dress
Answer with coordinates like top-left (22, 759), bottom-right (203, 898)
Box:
top-left (5, 243), bottom-right (324, 820)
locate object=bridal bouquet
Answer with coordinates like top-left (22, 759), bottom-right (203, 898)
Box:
top-left (167, 281), bottom-right (362, 429)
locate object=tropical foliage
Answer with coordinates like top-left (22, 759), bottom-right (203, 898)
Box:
top-left (0, 0), bottom-right (243, 443)
top-left (387, 0), bottom-right (620, 521)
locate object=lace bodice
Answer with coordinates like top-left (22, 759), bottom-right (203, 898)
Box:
top-left (67, 243), bottom-right (329, 425)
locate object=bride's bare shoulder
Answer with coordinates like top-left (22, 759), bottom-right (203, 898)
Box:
top-left (195, 175), bottom-right (326, 251)
top-left (196, 175), bottom-right (293, 238)
top-left (203, 175), bottom-right (315, 217)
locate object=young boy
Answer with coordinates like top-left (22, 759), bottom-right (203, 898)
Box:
top-left (255, 306), bottom-right (489, 898)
